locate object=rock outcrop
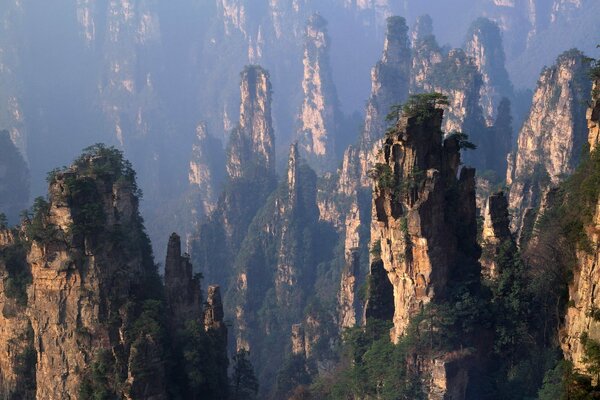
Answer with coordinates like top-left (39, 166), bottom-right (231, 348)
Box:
top-left (507, 49), bottom-right (591, 243)
top-left (410, 15), bottom-right (443, 94)
top-left (296, 14), bottom-right (341, 173)
top-left (23, 146), bottom-right (167, 399)
top-left (368, 97), bottom-right (480, 342)
top-left (0, 3), bottom-right (27, 156)
top-left (560, 73), bottom-right (600, 376)
top-left (165, 232), bottom-right (202, 332)
top-left (0, 130), bottom-right (29, 225)
top-left (228, 65), bottom-right (275, 180)
top-left (188, 123), bottom-right (225, 219)
top-left (194, 65), bottom-right (277, 289)
top-left (464, 17), bottom-right (513, 126)
top-left (480, 192), bottom-right (514, 279)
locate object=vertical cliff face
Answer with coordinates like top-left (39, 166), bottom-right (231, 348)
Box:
top-left (21, 146), bottom-right (167, 399)
top-left (195, 65), bottom-right (277, 290)
top-left (0, 228), bottom-right (35, 399)
top-left (188, 122), bottom-right (225, 219)
top-left (410, 15), bottom-right (443, 94)
top-left (0, 131), bottom-right (30, 225)
top-left (362, 16), bottom-right (411, 147)
top-left (480, 192), bottom-right (514, 279)
top-left (369, 97), bottom-right (480, 341)
top-left (508, 50), bottom-right (590, 241)
top-left (228, 65), bottom-right (275, 181)
top-left (0, 2), bottom-right (27, 156)
top-left (464, 17), bottom-right (513, 126)
top-left (296, 14), bottom-right (341, 173)
top-left (588, 78), bottom-right (600, 151)
top-left (100, 0), bottom-right (163, 146)
top-left (165, 232), bottom-right (202, 332)
top-left (560, 74), bottom-right (600, 376)
top-left (425, 49), bottom-right (486, 141)
top-left (229, 143), bottom-right (335, 389)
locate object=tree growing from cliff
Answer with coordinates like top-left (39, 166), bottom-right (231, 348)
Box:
top-left (230, 349), bottom-right (259, 400)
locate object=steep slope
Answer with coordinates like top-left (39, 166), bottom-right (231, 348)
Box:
top-left (507, 49), bottom-right (591, 244)
top-left (464, 17), bottom-right (514, 126)
top-left (193, 65), bottom-right (277, 289)
top-left (559, 72), bottom-right (600, 377)
top-left (228, 144), bottom-right (337, 392)
top-left (368, 94), bottom-right (481, 342)
top-left (296, 14), bottom-right (342, 173)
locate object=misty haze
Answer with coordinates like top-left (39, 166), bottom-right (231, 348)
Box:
top-left (0, 1), bottom-right (599, 399)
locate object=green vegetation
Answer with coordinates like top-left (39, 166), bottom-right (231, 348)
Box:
top-left (400, 93), bottom-right (449, 123)
top-left (0, 238), bottom-right (31, 307)
top-left (231, 350), bottom-right (259, 400)
top-left (447, 131), bottom-right (477, 151)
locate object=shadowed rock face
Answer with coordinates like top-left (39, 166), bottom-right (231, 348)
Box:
top-left (508, 50), bottom-right (590, 243)
top-left (165, 232), bottom-right (202, 332)
top-left (464, 17), bottom-right (513, 126)
top-left (480, 191), bottom-right (514, 279)
top-left (560, 74), bottom-right (600, 376)
top-left (296, 14), bottom-right (341, 173)
top-left (368, 105), bottom-right (480, 342)
top-left (0, 130), bottom-right (29, 225)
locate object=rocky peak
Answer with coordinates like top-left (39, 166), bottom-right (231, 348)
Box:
top-left (19, 145), bottom-right (168, 399)
top-left (508, 49), bottom-right (591, 240)
top-left (480, 192), bottom-right (514, 279)
top-left (228, 65), bottom-right (276, 180)
top-left (368, 96), bottom-right (480, 341)
top-left (410, 14), bottom-right (434, 46)
top-left (297, 13), bottom-right (341, 173)
top-left (464, 17), bottom-right (513, 126)
top-left (410, 15), bottom-right (443, 93)
top-left (425, 48), bottom-right (485, 136)
top-left (362, 16), bottom-right (410, 149)
top-left (165, 232), bottom-right (202, 332)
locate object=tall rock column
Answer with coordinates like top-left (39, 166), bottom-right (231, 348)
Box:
top-left (368, 98), bottom-right (480, 341)
top-left (464, 17), bottom-right (514, 126)
top-left (24, 147), bottom-right (167, 399)
top-left (410, 15), bottom-right (442, 94)
top-left (507, 50), bottom-right (591, 242)
top-left (296, 14), bottom-right (341, 173)
top-left (560, 73), bottom-right (600, 375)
top-left (194, 65), bottom-right (277, 289)
top-left (165, 232), bottom-right (202, 332)
top-left (227, 65), bottom-right (275, 180)
top-left (480, 192), bottom-right (514, 279)
top-left (0, 131), bottom-right (30, 225)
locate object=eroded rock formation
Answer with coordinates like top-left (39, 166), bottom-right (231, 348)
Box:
top-left (508, 49), bottom-right (590, 243)
top-left (369, 100), bottom-right (480, 342)
top-left (560, 73), bottom-right (600, 375)
top-left (480, 192), bottom-right (514, 279)
top-left (296, 14), bottom-right (341, 172)
top-left (464, 17), bottom-right (513, 126)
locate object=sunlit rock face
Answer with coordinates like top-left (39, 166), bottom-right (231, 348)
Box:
top-left (507, 50), bottom-right (590, 243)
top-left (2, 151), bottom-right (166, 399)
top-left (228, 65), bottom-right (275, 181)
top-left (369, 106), bottom-right (479, 342)
top-left (296, 14), bottom-right (341, 173)
top-left (560, 74), bottom-right (600, 376)
top-left (410, 15), bottom-right (443, 95)
top-left (464, 17), bottom-right (513, 126)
